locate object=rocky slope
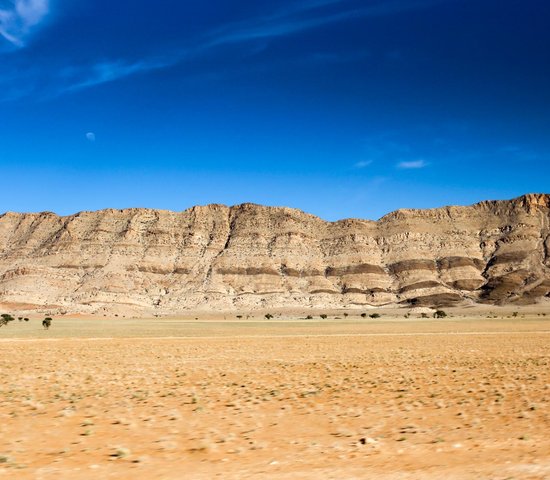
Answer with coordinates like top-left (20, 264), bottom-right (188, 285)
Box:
top-left (0, 194), bottom-right (549, 315)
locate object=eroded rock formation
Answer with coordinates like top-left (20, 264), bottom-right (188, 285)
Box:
top-left (0, 194), bottom-right (549, 314)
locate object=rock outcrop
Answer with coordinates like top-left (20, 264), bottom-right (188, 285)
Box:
top-left (0, 194), bottom-right (549, 314)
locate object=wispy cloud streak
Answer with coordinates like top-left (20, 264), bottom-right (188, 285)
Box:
top-left (1, 0), bottom-right (454, 98)
top-left (206, 0), bottom-right (451, 46)
top-left (61, 58), bottom-right (180, 93)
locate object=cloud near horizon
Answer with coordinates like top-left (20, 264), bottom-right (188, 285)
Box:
top-left (397, 159), bottom-right (428, 169)
top-left (0, 0), bottom-right (49, 47)
top-left (354, 160), bottom-right (373, 168)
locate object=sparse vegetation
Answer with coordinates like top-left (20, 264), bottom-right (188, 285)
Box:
top-left (360, 313), bottom-right (367, 318)
top-left (369, 313), bottom-right (381, 319)
top-left (433, 310), bottom-right (447, 318)
top-left (42, 317), bottom-right (53, 330)
top-left (0, 314), bottom-right (15, 327)
top-left (264, 313), bottom-right (273, 320)
top-left (320, 314), bottom-right (328, 319)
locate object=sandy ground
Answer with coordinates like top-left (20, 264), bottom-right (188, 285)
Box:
top-left (0, 313), bottom-right (549, 479)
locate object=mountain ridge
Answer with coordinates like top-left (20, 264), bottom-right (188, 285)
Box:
top-left (3, 192), bottom-right (549, 223)
top-left (0, 194), bottom-right (549, 315)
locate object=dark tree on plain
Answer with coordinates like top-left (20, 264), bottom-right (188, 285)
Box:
top-left (0, 314), bottom-right (15, 327)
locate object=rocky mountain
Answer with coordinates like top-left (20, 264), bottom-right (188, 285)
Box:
top-left (0, 194), bottom-right (549, 315)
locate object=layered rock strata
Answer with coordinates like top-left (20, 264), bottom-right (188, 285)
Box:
top-left (0, 194), bottom-right (548, 314)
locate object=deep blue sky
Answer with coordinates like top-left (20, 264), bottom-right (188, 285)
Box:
top-left (1, 0), bottom-right (549, 220)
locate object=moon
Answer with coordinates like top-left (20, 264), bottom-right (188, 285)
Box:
top-left (86, 132), bottom-right (96, 142)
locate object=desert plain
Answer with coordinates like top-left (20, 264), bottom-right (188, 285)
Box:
top-left (1, 306), bottom-right (549, 479)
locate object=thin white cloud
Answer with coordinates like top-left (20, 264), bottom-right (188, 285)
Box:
top-left (354, 160), bottom-right (373, 169)
top-left (63, 58), bottom-right (179, 93)
top-left (397, 159), bottom-right (428, 169)
top-left (86, 132), bottom-right (96, 142)
top-left (0, 0), bottom-right (49, 47)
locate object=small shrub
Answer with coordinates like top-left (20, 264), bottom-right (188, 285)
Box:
top-left (264, 313), bottom-right (273, 320)
top-left (421, 313), bottom-right (429, 318)
top-left (360, 313), bottom-right (367, 318)
top-left (42, 317), bottom-right (53, 330)
top-left (433, 310), bottom-right (447, 318)
top-left (236, 315), bottom-right (243, 319)
top-left (369, 313), bottom-right (381, 319)
top-left (320, 314), bottom-right (328, 319)
top-left (306, 315), bottom-right (313, 319)
top-left (112, 447), bottom-right (131, 459)
top-left (512, 311), bottom-right (518, 317)
top-left (343, 313), bottom-right (348, 318)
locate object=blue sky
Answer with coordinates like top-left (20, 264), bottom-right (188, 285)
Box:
top-left (1, 0), bottom-right (549, 220)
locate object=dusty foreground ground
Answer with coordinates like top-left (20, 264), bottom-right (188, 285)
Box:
top-left (0, 317), bottom-right (549, 479)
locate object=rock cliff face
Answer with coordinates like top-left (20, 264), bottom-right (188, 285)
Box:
top-left (0, 194), bottom-right (549, 314)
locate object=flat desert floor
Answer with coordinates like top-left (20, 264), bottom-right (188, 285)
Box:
top-left (1, 313), bottom-right (549, 479)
